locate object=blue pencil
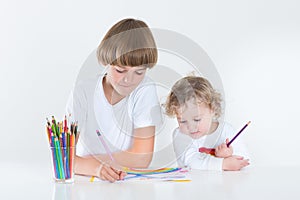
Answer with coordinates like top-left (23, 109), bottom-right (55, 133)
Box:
top-left (50, 134), bottom-right (58, 179)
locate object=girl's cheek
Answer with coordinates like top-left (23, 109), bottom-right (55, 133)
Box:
top-left (179, 125), bottom-right (188, 134)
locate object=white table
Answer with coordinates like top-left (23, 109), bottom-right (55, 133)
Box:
top-left (1, 163), bottom-right (299, 200)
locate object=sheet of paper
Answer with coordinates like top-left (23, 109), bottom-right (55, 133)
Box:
top-left (89, 167), bottom-right (191, 182)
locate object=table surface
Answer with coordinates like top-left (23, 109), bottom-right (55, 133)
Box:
top-left (1, 163), bottom-right (299, 200)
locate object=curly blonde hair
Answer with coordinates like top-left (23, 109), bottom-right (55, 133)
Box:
top-left (164, 76), bottom-right (222, 118)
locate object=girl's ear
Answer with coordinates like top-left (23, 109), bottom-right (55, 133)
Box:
top-left (186, 71), bottom-right (196, 76)
top-left (210, 108), bottom-right (217, 119)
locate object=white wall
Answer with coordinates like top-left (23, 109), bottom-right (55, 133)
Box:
top-left (1, 0), bottom-right (299, 168)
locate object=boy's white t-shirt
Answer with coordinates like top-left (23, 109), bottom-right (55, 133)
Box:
top-left (173, 121), bottom-right (250, 171)
top-left (66, 68), bottom-right (162, 156)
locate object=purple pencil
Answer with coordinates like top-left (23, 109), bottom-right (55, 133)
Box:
top-left (227, 121), bottom-right (251, 147)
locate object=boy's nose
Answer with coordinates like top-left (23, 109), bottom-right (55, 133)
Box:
top-left (124, 72), bottom-right (133, 83)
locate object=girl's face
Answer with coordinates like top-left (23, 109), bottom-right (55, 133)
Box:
top-left (176, 99), bottom-right (215, 139)
top-left (106, 65), bottom-right (147, 97)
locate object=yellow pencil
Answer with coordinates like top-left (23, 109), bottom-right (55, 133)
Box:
top-left (90, 176), bottom-right (95, 182)
top-left (165, 179), bottom-right (191, 182)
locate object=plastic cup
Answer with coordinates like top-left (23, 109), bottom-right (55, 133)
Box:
top-left (49, 146), bottom-right (75, 183)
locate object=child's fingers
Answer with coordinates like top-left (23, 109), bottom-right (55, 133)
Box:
top-left (106, 169), bottom-right (120, 182)
top-left (221, 143), bottom-right (227, 148)
top-left (216, 145), bottom-right (222, 152)
top-left (111, 167), bottom-right (120, 174)
top-left (109, 164), bottom-right (127, 179)
top-left (217, 144), bottom-right (224, 150)
top-left (100, 165), bottom-right (120, 182)
top-left (105, 160), bottom-right (127, 180)
top-left (112, 168), bottom-right (126, 180)
top-left (225, 138), bottom-right (229, 144)
top-left (232, 155), bottom-right (244, 160)
top-left (119, 171), bottom-right (127, 180)
top-left (241, 159), bottom-right (250, 167)
top-left (110, 165), bottom-right (127, 180)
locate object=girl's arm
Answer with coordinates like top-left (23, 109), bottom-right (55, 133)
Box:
top-left (215, 138), bottom-right (233, 158)
top-left (184, 150), bottom-right (249, 171)
top-left (222, 156), bottom-right (250, 170)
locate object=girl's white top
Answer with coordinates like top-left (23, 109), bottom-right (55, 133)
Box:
top-left (173, 121), bottom-right (250, 171)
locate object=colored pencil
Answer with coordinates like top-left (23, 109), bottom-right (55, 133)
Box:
top-left (69, 132), bottom-right (75, 178)
top-left (54, 138), bottom-right (64, 179)
top-left (96, 130), bottom-right (114, 161)
top-left (46, 116), bottom-right (77, 180)
top-left (50, 134), bottom-right (58, 178)
top-left (64, 115), bottom-right (68, 133)
top-left (164, 179), bottom-right (191, 182)
top-left (227, 121), bottom-right (251, 147)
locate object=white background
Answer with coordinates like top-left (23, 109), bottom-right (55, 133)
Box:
top-left (1, 0), bottom-right (300, 169)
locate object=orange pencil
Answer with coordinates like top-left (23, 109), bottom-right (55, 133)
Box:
top-left (69, 132), bottom-right (75, 178)
top-left (46, 126), bottom-right (51, 144)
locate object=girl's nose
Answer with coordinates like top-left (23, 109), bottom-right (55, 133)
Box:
top-left (187, 122), bottom-right (197, 132)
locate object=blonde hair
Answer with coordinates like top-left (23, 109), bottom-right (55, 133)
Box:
top-left (165, 76), bottom-right (222, 118)
top-left (97, 18), bottom-right (157, 68)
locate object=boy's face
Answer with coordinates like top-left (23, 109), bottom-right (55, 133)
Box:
top-left (176, 99), bottom-right (215, 139)
top-left (106, 65), bottom-right (147, 96)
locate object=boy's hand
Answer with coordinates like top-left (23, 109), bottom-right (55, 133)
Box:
top-left (98, 163), bottom-right (127, 182)
top-left (215, 138), bottom-right (233, 158)
top-left (222, 155), bottom-right (250, 171)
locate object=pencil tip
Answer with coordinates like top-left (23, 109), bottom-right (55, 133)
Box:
top-left (247, 121), bottom-right (251, 125)
top-left (96, 130), bottom-right (101, 136)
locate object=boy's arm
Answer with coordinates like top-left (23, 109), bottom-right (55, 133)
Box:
top-left (92, 126), bottom-right (155, 168)
top-left (111, 126), bottom-right (155, 168)
top-left (74, 155), bottom-right (126, 182)
top-left (74, 126), bottom-right (155, 182)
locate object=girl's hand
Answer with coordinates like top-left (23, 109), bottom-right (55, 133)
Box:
top-left (215, 138), bottom-right (233, 158)
top-left (222, 155), bottom-right (250, 171)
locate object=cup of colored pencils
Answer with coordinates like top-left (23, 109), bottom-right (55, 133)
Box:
top-left (46, 116), bottom-right (78, 183)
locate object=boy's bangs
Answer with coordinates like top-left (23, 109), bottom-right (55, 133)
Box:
top-left (98, 28), bottom-right (157, 68)
top-left (113, 48), bottom-right (157, 68)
